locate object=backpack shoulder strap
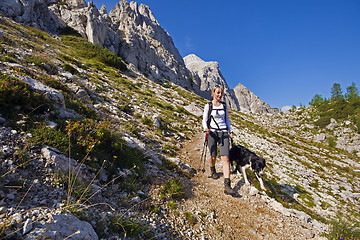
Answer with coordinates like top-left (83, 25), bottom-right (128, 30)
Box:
top-left (206, 101), bottom-right (213, 128)
top-left (220, 101), bottom-right (228, 129)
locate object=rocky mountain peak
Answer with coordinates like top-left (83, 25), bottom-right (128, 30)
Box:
top-left (183, 54), bottom-right (205, 65)
top-left (99, 4), bottom-right (107, 15)
top-left (105, 0), bottom-right (191, 87)
top-left (234, 83), bottom-right (278, 114)
top-left (184, 54), bottom-right (239, 110)
top-left (184, 54), bottom-right (278, 114)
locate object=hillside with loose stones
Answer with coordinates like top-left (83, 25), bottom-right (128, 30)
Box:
top-left (0, 15), bottom-right (360, 239)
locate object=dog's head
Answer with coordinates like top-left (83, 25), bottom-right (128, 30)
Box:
top-left (251, 156), bottom-right (266, 176)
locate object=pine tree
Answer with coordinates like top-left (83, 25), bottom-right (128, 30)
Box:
top-left (331, 83), bottom-right (343, 101)
top-left (345, 82), bottom-right (359, 100)
top-left (309, 94), bottom-right (324, 107)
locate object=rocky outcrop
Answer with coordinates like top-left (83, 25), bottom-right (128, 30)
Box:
top-left (106, 1), bottom-right (191, 87)
top-left (0, 0), bottom-right (66, 32)
top-left (233, 83), bottom-right (278, 114)
top-left (184, 54), bottom-right (239, 110)
top-left (184, 54), bottom-right (278, 114)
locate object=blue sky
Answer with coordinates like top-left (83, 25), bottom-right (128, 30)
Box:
top-left (92, 0), bottom-right (360, 110)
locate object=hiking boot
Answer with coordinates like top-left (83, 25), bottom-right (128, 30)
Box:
top-left (224, 179), bottom-right (236, 196)
top-left (208, 172), bottom-right (219, 179)
top-left (224, 185), bottom-right (236, 196)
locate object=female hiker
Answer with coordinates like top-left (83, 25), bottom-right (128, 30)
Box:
top-left (202, 85), bottom-right (236, 196)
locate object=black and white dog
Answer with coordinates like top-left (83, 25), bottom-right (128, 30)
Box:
top-left (229, 145), bottom-right (266, 190)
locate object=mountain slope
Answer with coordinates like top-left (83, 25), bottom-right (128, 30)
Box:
top-left (1, 5), bottom-right (360, 240)
top-left (0, 0), bottom-right (193, 89)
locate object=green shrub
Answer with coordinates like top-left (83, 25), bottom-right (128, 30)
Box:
top-left (118, 104), bottom-right (133, 114)
top-left (62, 63), bottom-right (79, 75)
top-left (65, 99), bottom-right (97, 118)
top-left (141, 117), bottom-right (153, 127)
top-left (184, 211), bottom-right (196, 225)
top-left (324, 219), bottom-right (360, 240)
top-left (314, 115), bottom-right (331, 128)
top-left (354, 117), bottom-right (360, 134)
top-left (327, 137), bottom-right (337, 148)
top-left (30, 122), bottom-right (68, 151)
top-left (108, 214), bottom-right (153, 239)
top-left (0, 73), bottom-right (49, 118)
top-left (161, 178), bottom-right (185, 201)
top-left (30, 118), bottom-right (146, 179)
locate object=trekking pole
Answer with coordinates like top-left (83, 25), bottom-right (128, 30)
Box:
top-left (198, 132), bottom-right (209, 173)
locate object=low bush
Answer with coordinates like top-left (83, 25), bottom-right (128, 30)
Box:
top-left (324, 219), bottom-right (360, 239)
top-left (30, 118), bottom-right (146, 179)
top-left (0, 73), bottom-right (49, 119)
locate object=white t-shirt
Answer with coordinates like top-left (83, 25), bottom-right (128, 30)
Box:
top-left (202, 102), bottom-right (232, 133)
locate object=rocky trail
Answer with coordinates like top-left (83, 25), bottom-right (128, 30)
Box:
top-left (177, 131), bottom-right (327, 240)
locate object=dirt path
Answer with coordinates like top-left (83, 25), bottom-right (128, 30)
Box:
top-left (178, 131), bottom-right (325, 240)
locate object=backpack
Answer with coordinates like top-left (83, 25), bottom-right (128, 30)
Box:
top-left (206, 101), bottom-right (228, 131)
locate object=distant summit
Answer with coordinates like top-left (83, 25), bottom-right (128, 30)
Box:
top-left (184, 54), bottom-right (278, 114)
top-left (184, 54), bottom-right (238, 110)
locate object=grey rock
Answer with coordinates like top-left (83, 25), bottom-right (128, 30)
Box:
top-left (19, 76), bottom-right (65, 110)
top-left (23, 219), bottom-right (33, 235)
top-left (184, 103), bottom-right (203, 117)
top-left (27, 213), bottom-right (98, 240)
top-left (234, 83), bottom-right (278, 114)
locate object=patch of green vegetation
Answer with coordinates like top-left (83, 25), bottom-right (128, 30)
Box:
top-left (65, 99), bottom-right (97, 118)
top-left (30, 118), bottom-right (146, 179)
top-left (310, 179), bottom-right (319, 188)
top-left (184, 211), bottom-right (196, 225)
top-left (141, 117), bottom-right (153, 127)
top-left (62, 63), bottom-right (79, 75)
top-left (324, 219), bottom-right (360, 240)
top-left (107, 214), bottom-right (154, 239)
top-left (0, 72), bottom-right (50, 120)
top-left (310, 83), bottom-right (360, 132)
top-left (24, 55), bottom-right (57, 74)
top-left (160, 178), bottom-right (185, 201)
top-left (60, 35), bottom-right (127, 71)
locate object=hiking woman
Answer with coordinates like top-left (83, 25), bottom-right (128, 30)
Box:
top-left (202, 85), bottom-right (236, 196)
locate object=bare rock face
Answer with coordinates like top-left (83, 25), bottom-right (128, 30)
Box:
top-left (107, 1), bottom-right (191, 87)
top-left (0, 0), bottom-right (66, 32)
top-left (184, 54), bottom-right (278, 114)
top-left (184, 54), bottom-right (239, 111)
top-left (233, 83), bottom-right (279, 114)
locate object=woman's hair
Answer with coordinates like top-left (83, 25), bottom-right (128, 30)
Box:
top-left (211, 85), bottom-right (224, 96)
